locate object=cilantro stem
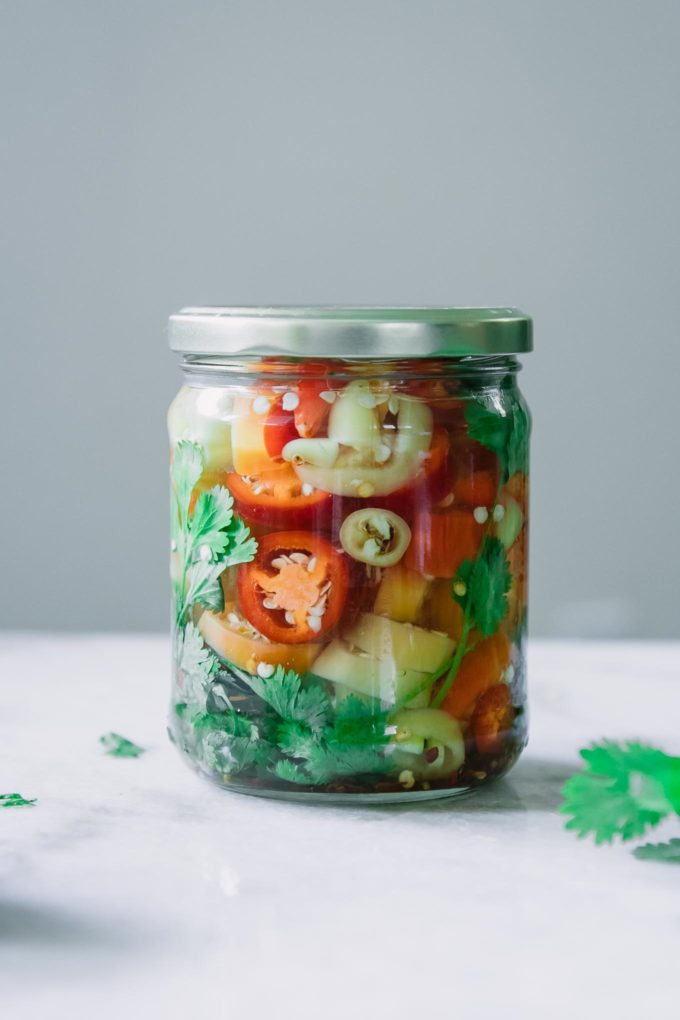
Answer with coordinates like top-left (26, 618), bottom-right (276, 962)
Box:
top-left (431, 614), bottom-right (473, 708)
top-left (399, 471), bottom-right (507, 714)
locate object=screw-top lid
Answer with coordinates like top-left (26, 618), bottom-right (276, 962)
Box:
top-left (169, 306), bottom-right (532, 359)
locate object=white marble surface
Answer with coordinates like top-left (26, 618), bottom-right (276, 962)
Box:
top-left (1, 636), bottom-right (679, 1019)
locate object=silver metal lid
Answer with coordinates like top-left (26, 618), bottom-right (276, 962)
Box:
top-left (169, 306), bottom-right (532, 359)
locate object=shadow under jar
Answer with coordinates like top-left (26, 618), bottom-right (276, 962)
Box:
top-left (168, 307), bottom-right (532, 803)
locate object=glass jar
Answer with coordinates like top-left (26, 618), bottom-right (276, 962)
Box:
top-left (168, 308), bottom-right (532, 802)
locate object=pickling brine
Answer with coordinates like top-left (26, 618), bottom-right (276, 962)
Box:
top-left (168, 308), bottom-right (531, 802)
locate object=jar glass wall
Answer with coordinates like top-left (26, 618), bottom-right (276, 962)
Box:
top-left (168, 310), bottom-right (531, 802)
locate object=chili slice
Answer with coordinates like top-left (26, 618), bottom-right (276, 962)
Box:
top-left (227, 465), bottom-right (333, 531)
top-left (470, 683), bottom-right (514, 756)
top-left (238, 531), bottom-right (349, 644)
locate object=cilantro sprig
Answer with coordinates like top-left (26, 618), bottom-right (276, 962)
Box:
top-left (452, 537), bottom-right (511, 638)
top-left (100, 733), bottom-right (146, 758)
top-left (244, 667), bottom-right (390, 785)
top-left (561, 741), bottom-right (680, 860)
top-left (171, 441), bottom-right (257, 625)
top-left (465, 396), bottom-right (529, 483)
top-left (0, 793), bottom-right (36, 807)
top-left (634, 839), bottom-right (680, 864)
top-left (176, 654), bottom-right (391, 787)
top-left (431, 537), bottom-right (512, 709)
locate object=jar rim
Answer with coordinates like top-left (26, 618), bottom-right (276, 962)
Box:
top-left (169, 306), bottom-right (532, 359)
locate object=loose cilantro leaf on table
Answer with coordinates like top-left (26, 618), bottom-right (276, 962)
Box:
top-left (465, 398), bottom-right (529, 482)
top-left (0, 793), bottom-right (36, 807)
top-left (561, 741), bottom-right (680, 846)
top-left (100, 733), bottom-right (146, 758)
top-left (633, 839), bottom-right (680, 864)
top-left (453, 537), bottom-right (511, 637)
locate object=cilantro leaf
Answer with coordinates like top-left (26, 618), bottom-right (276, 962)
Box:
top-left (275, 719), bottom-right (319, 758)
top-left (506, 402), bottom-right (530, 477)
top-left (331, 695), bottom-right (390, 747)
top-left (634, 839), bottom-right (680, 864)
top-left (185, 560), bottom-right (227, 613)
top-left (189, 486), bottom-right (257, 567)
top-left (0, 792), bottom-right (36, 807)
top-left (302, 743), bottom-right (390, 784)
top-left (179, 622), bottom-right (219, 704)
top-left (171, 440), bottom-right (203, 530)
top-left (189, 486), bottom-right (238, 560)
top-left (201, 727), bottom-right (261, 776)
top-left (465, 401), bottom-right (509, 457)
top-left (560, 741), bottom-right (678, 844)
top-left (170, 440), bottom-right (257, 627)
top-left (220, 516), bottom-right (258, 568)
top-left (100, 733), bottom-right (145, 758)
top-left (274, 760), bottom-right (311, 785)
top-left (453, 537), bottom-right (511, 636)
top-left (464, 398), bottom-right (529, 482)
top-left (247, 667), bottom-right (331, 735)
top-left (186, 708), bottom-right (264, 776)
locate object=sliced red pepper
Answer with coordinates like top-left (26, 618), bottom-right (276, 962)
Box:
top-left (227, 465), bottom-right (333, 531)
top-left (294, 378), bottom-right (333, 438)
top-left (449, 433), bottom-right (500, 509)
top-left (238, 531), bottom-right (349, 644)
top-left (470, 683), bottom-right (514, 756)
top-left (263, 397), bottom-right (300, 458)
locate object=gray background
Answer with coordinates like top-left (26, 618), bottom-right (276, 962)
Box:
top-left (2, 0), bottom-right (679, 637)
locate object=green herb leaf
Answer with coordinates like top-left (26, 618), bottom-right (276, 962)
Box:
top-left (506, 403), bottom-right (530, 477)
top-left (453, 536), bottom-right (511, 636)
top-left (274, 719), bottom-right (319, 759)
top-left (274, 760), bottom-right (311, 785)
top-left (464, 398), bottom-right (528, 482)
top-left (202, 728), bottom-right (261, 776)
top-left (560, 741), bottom-right (679, 844)
top-left (247, 667), bottom-right (331, 735)
top-left (99, 733), bottom-right (146, 758)
top-left (0, 792), bottom-right (37, 807)
top-left (179, 622), bottom-right (219, 704)
top-left (170, 440), bottom-right (257, 627)
top-left (189, 486), bottom-right (257, 566)
top-left (465, 401), bottom-right (509, 458)
top-left (634, 839), bottom-right (680, 864)
top-left (171, 440), bottom-right (204, 528)
top-left (185, 560), bottom-right (227, 613)
top-left (331, 695), bottom-right (390, 747)
top-left (302, 743), bottom-right (390, 784)
top-left (220, 516), bottom-right (258, 568)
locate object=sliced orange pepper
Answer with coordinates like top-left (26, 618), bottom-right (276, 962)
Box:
top-left (439, 631), bottom-right (510, 720)
top-left (403, 509), bottom-right (484, 579)
top-left (423, 578), bottom-right (466, 640)
top-left (471, 683), bottom-right (514, 756)
top-left (197, 602), bottom-right (322, 675)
